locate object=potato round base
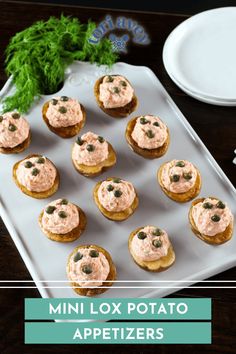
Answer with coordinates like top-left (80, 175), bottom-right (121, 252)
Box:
top-left (13, 154), bottom-right (60, 199)
top-left (128, 227), bottom-right (175, 272)
top-left (0, 132), bottom-right (31, 154)
top-left (126, 117), bottom-right (170, 159)
top-left (157, 163), bottom-right (202, 203)
top-left (72, 143), bottom-right (116, 177)
top-left (67, 244), bottom-right (116, 297)
top-left (94, 76), bottom-right (138, 118)
top-left (42, 101), bottom-right (86, 138)
top-left (93, 178), bottom-right (139, 221)
top-left (39, 206), bottom-right (87, 242)
top-left (189, 197), bottom-right (234, 245)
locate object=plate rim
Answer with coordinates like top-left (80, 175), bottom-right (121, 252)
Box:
top-left (163, 6), bottom-right (236, 102)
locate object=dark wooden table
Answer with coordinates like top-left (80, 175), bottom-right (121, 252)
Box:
top-left (0, 1), bottom-right (235, 353)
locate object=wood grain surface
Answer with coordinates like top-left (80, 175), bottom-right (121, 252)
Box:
top-left (0, 1), bottom-right (235, 353)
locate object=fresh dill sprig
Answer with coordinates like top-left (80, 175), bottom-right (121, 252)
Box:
top-left (1, 15), bottom-right (118, 113)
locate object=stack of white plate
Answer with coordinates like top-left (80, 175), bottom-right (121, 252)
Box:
top-left (163, 7), bottom-right (236, 106)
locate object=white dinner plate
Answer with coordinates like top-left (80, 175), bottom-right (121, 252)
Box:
top-left (163, 7), bottom-right (236, 104)
top-left (0, 61), bottom-right (235, 300)
top-left (167, 70), bottom-right (236, 106)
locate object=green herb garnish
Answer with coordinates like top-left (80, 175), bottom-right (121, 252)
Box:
top-left (137, 231), bottom-right (147, 240)
top-left (175, 161), bottom-right (185, 167)
top-left (59, 106), bottom-right (67, 114)
top-left (170, 174), bottom-right (180, 182)
top-left (146, 130), bottom-right (155, 138)
top-left (98, 136), bottom-right (105, 143)
top-left (58, 211), bottom-right (67, 218)
top-left (203, 202), bottom-right (213, 209)
top-left (107, 75), bottom-right (114, 82)
top-left (36, 157), bottom-right (45, 164)
top-left (216, 201), bottom-right (225, 209)
top-left (61, 96), bottom-right (69, 102)
top-left (76, 137), bottom-right (84, 146)
top-left (74, 252), bottom-right (83, 262)
top-left (113, 178), bottom-right (121, 183)
top-left (46, 206), bottom-right (56, 214)
top-left (152, 228), bottom-right (162, 236)
top-left (120, 80), bottom-right (127, 87)
top-left (140, 117), bottom-right (149, 125)
top-left (183, 173), bottom-right (192, 180)
top-left (152, 239), bottom-right (162, 248)
top-left (107, 184), bottom-right (114, 192)
top-left (51, 99), bottom-right (58, 105)
top-left (32, 168), bottom-right (40, 176)
top-left (8, 123), bottom-right (17, 132)
top-left (114, 189), bottom-right (122, 197)
top-left (82, 265), bottom-right (93, 274)
top-left (89, 250), bottom-right (99, 258)
top-left (113, 87), bottom-right (120, 94)
top-left (153, 121), bottom-right (159, 127)
top-left (60, 199), bottom-right (68, 205)
top-left (12, 112), bottom-right (20, 119)
top-left (24, 161), bottom-right (33, 168)
top-left (1, 15), bottom-right (118, 113)
top-left (211, 214), bottom-right (220, 222)
top-left (86, 144), bottom-right (95, 152)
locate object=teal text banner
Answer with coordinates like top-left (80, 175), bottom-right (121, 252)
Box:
top-left (25, 298), bottom-right (211, 320)
top-left (25, 322), bottom-right (211, 344)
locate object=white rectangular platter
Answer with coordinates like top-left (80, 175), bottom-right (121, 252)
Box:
top-left (0, 61), bottom-right (235, 299)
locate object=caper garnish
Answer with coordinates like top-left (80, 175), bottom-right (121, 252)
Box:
top-left (203, 202), bottom-right (213, 209)
top-left (86, 144), bottom-right (95, 152)
top-left (24, 161), bottom-right (33, 168)
top-left (36, 157), bottom-right (45, 164)
top-left (140, 117), bottom-right (149, 125)
top-left (98, 136), bottom-right (105, 143)
top-left (74, 252), bottom-right (83, 262)
top-left (107, 75), bottom-right (114, 82)
top-left (146, 130), bottom-right (155, 138)
top-left (107, 184), bottom-right (114, 192)
top-left (183, 173), bottom-right (192, 180)
top-left (76, 137), bottom-right (84, 146)
top-left (216, 201), bottom-right (225, 209)
top-left (58, 211), bottom-right (67, 218)
top-left (170, 174), bottom-right (180, 182)
top-left (60, 199), bottom-right (68, 205)
top-left (152, 228), bottom-right (162, 236)
top-left (8, 124), bottom-right (17, 132)
top-left (211, 214), bottom-right (221, 222)
top-left (113, 178), bottom-right (121, 183)
top-left (114, 189), bottom-right (122, 197)
top-left (137, 231), bottom-right (147, 240)
top-left (82, 265), bottom-right (93, 274)
top-left (51, 98), bottom-right (58, 105)
top-left (152, 239), bottom-right (162, 248)
top-left (61, 96), bottom-right (69, 102)
top-left (59, 106), bottom-right (67, 114)
top-left (120, 80), bottom-right (127, 87)
top-left (153, 121), bottom-right (159, 127)
top-left (113, 87), bottom-right (120, 94)
top-left (46, 206), bottom-right (56, 214)
top-left (12, 112), bottom-right (20, 119)
top-left (32, 168), bottom-right (40, 176)
top-left (175, 161), bottom-right (185, 167)
top-left (89, 250), bottom-right (99, 258)
top-left (0, 116), bottom-right (3, 122)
